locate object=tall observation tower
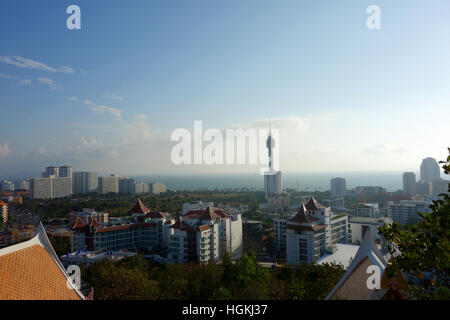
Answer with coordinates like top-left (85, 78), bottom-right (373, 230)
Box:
top-left (263, 119), bottom-right (282, 198)
top-left (266, 123), bottom-right (275, 171)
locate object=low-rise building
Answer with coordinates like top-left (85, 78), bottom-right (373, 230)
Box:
top-left (321, 198), bottom-right (345, 209)
top-left (388, 200), bottom-right (431, 226)
top-left (69, 208), bottom-right (109, 225)
top-left (71, 200), bottom-right (172, 253)
top-left (348, 216), bottom-right (392, 244)
top-left (182, 201), bottom-right (214, 215)
top-left (355, 203), bottom-right (380, 219)
top-left (273, 197), bottom-right (348, 265)
top-left (60, 249), bottom-right (137, 267)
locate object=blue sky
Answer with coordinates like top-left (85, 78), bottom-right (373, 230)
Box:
top-left (0, 0), bottom-right (449, 176)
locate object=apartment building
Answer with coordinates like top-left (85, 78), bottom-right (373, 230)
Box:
top-left (168, 206), bottom-right (242, 264)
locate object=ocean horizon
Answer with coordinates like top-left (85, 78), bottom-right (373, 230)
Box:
top-left (127, 171), bottom-right (412, 192)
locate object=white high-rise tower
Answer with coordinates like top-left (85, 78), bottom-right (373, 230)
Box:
top-left (264, 119), bottom-right (282, 198)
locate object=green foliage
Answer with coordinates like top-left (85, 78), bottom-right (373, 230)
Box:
top-left (83, 255), bottom-right (158, 300)
top-left (379, 148), bottom-right (450, 297)
top-left (81, 251), bottom-right (344, 300)
top-left (49, 236), bottom-right (71, 256)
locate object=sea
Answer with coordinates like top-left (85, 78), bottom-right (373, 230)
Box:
top-left (130, 172), bottom-right (410, 192)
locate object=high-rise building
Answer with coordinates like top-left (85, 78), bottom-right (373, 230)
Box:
top-left (30, 177), bottom-right (72, 199)
top-left (402, 172), bottom-right (416, 196)
top-left (30, 178), bottom-right (53, 199)
top-left (59, 166), bottom-right (72, 178)
top-left (432, 179), bottom-right (450, 197)
top-left (135, 181), bottom-right (149, 195)
top-left (98, 175), bottom-right (119, 194)
top-left (52, 177), bottom-right (72, 199)
top-left (73, 172), bottom-right (98, 194)
top-left (330, 178), bottom-right (346, 197)
top-left (43, 166), bottom-right (59, 178)
top-left (0, 201), bottom-right (8, 225)
top-left (415, 181), bottom-right (432, 196)
top-left (264, 127), bottom-right (282, 198)
top-left (420, 157), bottom-right (440, 183)
top-left (0, 180), bottom-right (14, 192)
top-left (150, 181), bottom-right (167, 195)
top-left (119, 177), bottom-right (135, 194)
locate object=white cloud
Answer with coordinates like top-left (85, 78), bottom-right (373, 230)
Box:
top-left (68, 96), bottom-right (79, 102)
top-left (135, 113), bottom-right (147, 120)
top-left (37, 77), bottom-right (62, 89)
top-left (19, 79), bottom-right (32, 86)
top-left (0, 142), bottom-right (11, 158)
top-left (0, 73), bottom-right (18, 79)
top-left (0, 56), bottom-right (75, 73)
top-left (82, 99), bottom-right (96, 106)
top-left (91, 105), bottom-right (123, 119)
top-left (103, 90), bottom-right (124, 101)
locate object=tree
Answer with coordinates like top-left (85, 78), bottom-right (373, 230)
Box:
top-left (379, 148), bottom-right (450, 298)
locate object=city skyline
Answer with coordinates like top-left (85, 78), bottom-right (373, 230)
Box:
top-left (1, 1), bottom-right (450, 176)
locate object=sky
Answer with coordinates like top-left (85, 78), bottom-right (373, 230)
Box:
top-left (0, 0), bottom-right (449, 177)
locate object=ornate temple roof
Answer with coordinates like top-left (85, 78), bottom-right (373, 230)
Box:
top-left (0, 222), bottom-right (87, 300)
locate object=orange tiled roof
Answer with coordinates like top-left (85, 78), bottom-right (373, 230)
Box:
top-left (0, 223), bottom-right (85, 300)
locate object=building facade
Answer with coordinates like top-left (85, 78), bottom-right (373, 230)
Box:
top-left (71, 200), bottom-right (172, 253)
top-left (150, 181), bottom-right (167, 195)
top-left (330, 178), bottom-right (347, 197)
top-left (182, 201), bottom-right (214, 215)
top-left (355, 203), bottom-right (380, 219)
top-left (98, 175), bottom-right (119, 194)
top-left (276, 197), bottom-right (348, 265)
top-left (348, 216), bottom-right (392, 244)
top-left (168, 206), bottom-right (242, 264)
top-left (73, 171), bottom-right (98, 194)
top-left (402, 172), bottom-right (416, 196)
top-left (420, 157), bottom-right (440, 183)
top-left (0, 201), bottom-right (7, 225)
top-left (59, 166), bottom-right (72, 178)
top-left (388, 200), bottom-right (431, 226)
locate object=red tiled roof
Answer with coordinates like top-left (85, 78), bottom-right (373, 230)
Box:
top-left (89, 218), bottom-right (100, 228)
top-left (127, 199), bottom-right (150, 214)
top-left (94, 223), bottom-right (156, 233)
top-left (145, 211), bottom-right (169, 219)
top-left (71, 216), bottom-right (86, 229)
top-left (169, 219), bottom-right (212, 232)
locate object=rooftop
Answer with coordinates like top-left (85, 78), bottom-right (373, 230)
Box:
top-left (0, 222), bottom-right (86, 300)
top-left (317, 244), bottom-right (360, 269)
